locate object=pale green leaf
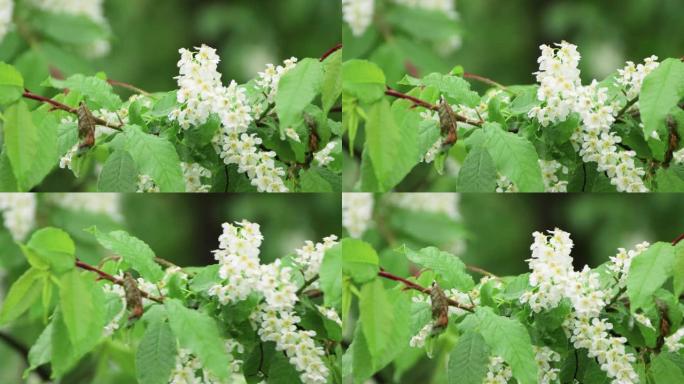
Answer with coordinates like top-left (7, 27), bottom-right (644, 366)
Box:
top-left (627, 242), bottom-right (675, 311)
top-left (403, 246), bottom-right (474, 291)
top-left (90, 228), bottom-right (165, 282)
top-left (97, 150), bottom-right (139, 192)
top-left (276, 58), bottom-right (323, 133)
top-left (0, 62), bottom-right (23, 104)
top-left (0, 267), bottom-right (44, 325)
top-left (136, 317), bottom-right (177, 384)
top-left (447, 331), bottom-right (490, 384)
top-left (122, 125), bottom-right (185, 192)
top-left (342, 238), bottom-right (379, 283)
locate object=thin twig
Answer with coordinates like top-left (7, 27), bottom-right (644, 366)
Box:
top-left (107, 79), bottom-right (150, 96)
top-left (22, 89), bottom-right (123, 130)
top-left (384, 87), bottom-right (483, 126)
top-left (463, 72), bottom-right (507, 91)
top-left (377, 270), bottom-right (474, 312)
top-left (466, 265), bottom-right (497, 278)
top-left (297, 275), bottom-right (319, 296)
top-left (75, 260), bottom-right (164, 303)
top-left (320, 43), bottom-right (342, 62)
top-left (616, 97), bottom-right (638, 120)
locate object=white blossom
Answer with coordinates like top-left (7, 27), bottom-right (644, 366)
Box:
top-left (207, 221), bottom-right (336, 384)
top-left (316, 305), bottom-right (342, 326)
top-left (49, 193), bottom-right (123, 221)
top-left (616, 56), bottom-right (659, 101)
top-left (0, 0), bottom-right (13, 43)
top-left (255, 57), bottom-right (298, 104)
top-left (137, 174), bottom-right (160, 193)
top-left (181, 162), bottom-right (212, 192)
top-left (169, 45), bottom-right (288, 192)
top-left (530, 42), bottom-right (648, 192)
top-left (484, 356), bottom-right (513, 384)
top-left (539, 159), bottom-right (568, 192)
top-left (342, 0), bottom-right (374, 36)
top-left (409, 323), bottom-right (433, 348)
top-left (0, 194), bottom-right (37, 241)
top-left (342, 193), bottom-right (374, 238)
top-left (495, 173), bottom-right (518, 193)
top-left (313, 141), bottom-right (337, 167)
top-left (293, 235), bottom-right (339, 281)
top-left (672, 148), bottom-right (684, 165)
top-left (665, 327), bottom-right (684, 352)
top-left (389, 193), bottom-right (460, 220)
top-left (534, 346), bottom-right (561, 384)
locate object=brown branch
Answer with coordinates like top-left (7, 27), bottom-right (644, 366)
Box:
top-left (107, 79), bottom-right (150, 96)
top-left (378, 270), bottom-right (474, 312)
top-left (385, 87), bottom-right (483, 127)
top-left (22, 89), bottom-right (123, 131)
top-left (463, 72), bottom-right (507, 91)
top-left (320, 43), bottom-right (342, 62)
top-left (75, 260), bottom-right (163, 303)
top-left (466, 265), bottom-right (497, 278)
top-left (672, 232), bottom-right (684, 246)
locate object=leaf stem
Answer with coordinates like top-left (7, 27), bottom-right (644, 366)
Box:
top-left (107, 79), bottom-right (151, 96)
top-left (377, 270), bottom-right (474, 312)
top-left (384, 87), bottom-right (483, 127)
top-left (463, 72), bottom-right (508, 91)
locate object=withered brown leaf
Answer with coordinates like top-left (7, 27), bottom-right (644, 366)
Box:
top-left (438, 97), bottom-right (458, 146)
top-left (123, 272), bottom-right (144, 319)
top-left (77, 102), bottom-right (96, 150)
top-left (430, 281), bottom-right (449, 334)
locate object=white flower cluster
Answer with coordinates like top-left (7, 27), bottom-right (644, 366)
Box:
top-left (58, 143), bottom-right (78, 171)
top-left (520, 229), bottom-right (639, 383)
top-left (342, 0), bottom-right (374, 36)
top-left (49, 193), bottom-right (123, 221)
top-left (484, 356), bottom-right (513, 384)
top-left (169, 348), bottom-right (221, 384)
top-left (169, 45), bottom-right (288, 192)
top-left (616, 56), bottom-right (659, 100)
top-left (393, 0), bottom-right (457, 18)
top-left (313, 141), bottom-right (337, 167)
top-left (539, 159), bottom-right (568, 192)
top-left (606, 242), bottom-right (650, 287)
top-left (342, 193), bottom-right (374, 238)
top-left (255, 57), bottom-right (298, 104)
top-left (529, 42), bottom-right (648, 192)
top-left (0, 193), bottom-right (37, 241)
top-left (0, 0), bottom-right (13, 42)
top-left (206, 221), bottom-right (336, 384)
top-left (293, 235), bottom-right (339, 281)
top-left (495, 174), bottom-right (518, 193)
top-left (316, 305), bottom-right (342, 326)
top-left (665, 326), bottom-right (684, 352)
top-left (389, 192), bottom-right (460, 219)
top-left (409, 322), bottom-right (433, 348)
top-left (672, 148), bottom-right (684, 165)
top-left (181, 162), bottom-right (212, 192)
top-left (29, 0), bottom-right (110, 57)
top-left (101, 283), bottom-right (126, 337)
top-left (137, 174), bottom-right (160, 193)
top-left (534, 346), bottom-right (561, 384)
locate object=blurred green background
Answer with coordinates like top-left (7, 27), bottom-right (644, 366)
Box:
top-left (99, 0), bottom-right (341, 92)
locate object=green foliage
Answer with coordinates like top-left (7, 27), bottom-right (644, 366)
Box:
top-left (447, 331), bottom-right (490, 384)
top-left (135, 318), bottom-right (177, 384)
top-left (626, 242), bottom-right (675, 312)
top-left (89, 227), bottom-right (165, 282)
top-left (341, 238), bottom-right (379, 283)
top-left (0, 62), bottom-right (23, 105)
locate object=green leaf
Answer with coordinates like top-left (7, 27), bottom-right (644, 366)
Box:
top-left (470, 307), bottom-right (538, 384)
top-left (59, 269), bottom-right (106, 347)
top-left (386, 6), bottom-right (460, 42)
top-left (321, 49), bottom-right (342, 113)
top-left (51, 308), bottom-right (99, 377)
top-left (674, 243), bottom-right (684, 298)
top-left (420, 73), bottom-right (479, 107)
top-left (655, 165), bottom-right (684, 192)
top-left (402, 246), bottom-right (474, 291)
top-left (342, 60), bottom-right (386, 104)
top-left (0, 62), bottom-right (24, 104)
top-left (21, 110), bottom-right (59, 190)
top-left (98, 150), bottom-right (139, 192)
top-left (342, 238), bottom-right (379, 283)
top-left (45, 74), bottom-right (121, 110)
top-left (31, 11), bottom-right (108, 46)
top-left (165, 299), bottom-right (231, 380)
top-left (627, 242), bottom-right (675, 311)
top-left (365, 99), bottom-right (418, 190)
top-left (447, 331), bottom-right (490, 384)
top-left (24, 227), bottom-right (76, 274)
top-left (456, 146), bottom-right (497, 192)
top-left (0, 150), bottom-right (19, 191)
top-left (268, 352), bottom-right (304, 384)
top-left (26, 322), bottom-right (53, 376)
top-left (360, 279), bottom-right (394, 361)
top-left (276, 58), bottom-right (324, 133)
top-left (649, 353), bottom-right (684, 383)
top-left (639, 58), bottom-right (684, 160)
top-left (136, 317), bottom-right (177, 384)
top-left (89, 228), bottom-right (165, 282)
top-left (299, 166), bottom-right (339, 192)
top-left (122, 125), bottom-right (185, 192)
top-left (320, 243), bottom-right (342, 307)
top-left (3, 100), bottom-right (39, 190)
top-left (0, 267), bottom-right (44, 325)
top-left (480, 123), bottom-right (544, 191)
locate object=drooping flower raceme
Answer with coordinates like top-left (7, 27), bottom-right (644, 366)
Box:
top-left (313, 141), bottom-right (337, 167)
top-left (665, 327), bottom-right (684, 352)
top-left (255, 57), bottom-right (298, 104)
top-left (180, 162), bottom-right (212, 192)
top-left (520, 229), bottom-right (640, 384)
top-left (539, 159), bottom-right (568, 192)
top-left (342, 0), bottom-right (374, 36)
top-left (616, 56), bottom-right (660, 101)
top-left (529, 42), bottom-right (649, 192)
top-left (342, 193), bottom-right (374, 238)
top-left (0, 0), bottom-right (13, 42)
top-left (0, 193), bottom-right (36, 241)
top-left (169, 45), bottom-right (288, 192)
top-left (207, 221), bottom-right (337, 384)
